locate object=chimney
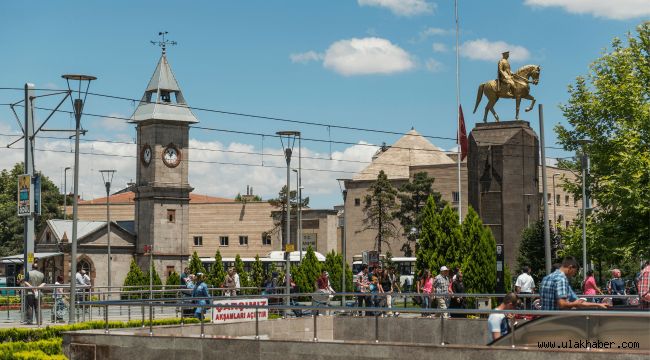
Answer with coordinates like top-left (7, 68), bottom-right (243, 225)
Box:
top-left (242, 185), bottom-right (255, 202)
top-left (247, 185), bottom-right (250, 195)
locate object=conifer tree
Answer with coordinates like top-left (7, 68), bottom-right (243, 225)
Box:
top-left (165, 270), bottom-right (181, 298)
top-left (415, 195), bottom-right (439, 280)
top-left (234, 254), bottom-right (250, 293)
top-left (393, 171), bottom-right (447, 256)
top-left (516, 219), bottom-right (559, 286)
top-left (189, 250), bottom-right (206, 275)
top-left (122, 259), bottom-right (145, 299)
top-left (267, 185), bottom-right (310, 246)
top-left (357, 170), bottom-right (400, 254)
top-left (206, 249), bottom-right (226, 289)
top-left (293, 245), bottom-right (321, 297)
top-left (461, 206), bottom-right (496, 308)
top-left (321, 250), bottom-right (355, 299)
top-left (249, 254), bottom-right (265, 295)
top-left (430, 204), bottom-right (463, 277)
top-left (144, 262), bottom-right (163, 299)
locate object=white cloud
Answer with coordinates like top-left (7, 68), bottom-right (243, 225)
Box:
top-left (366, 28), bottom-right (378, 36)
top-left (41, 83), bottom-right (58, 90)
top-left (459, 39), bottom-right (530, 62)
top-left (425, 58), bottom-right (444, 72)
top-left (432, 43), bottom-right (448, 52)
top-left (115, 133), bottom-right (134, 143)
top-left (322, 37), bottom-right (414, 76)
top-left (358, 0), bottom-right (435, 17)
top-left (290, 51), bottom-right (321, 65)
top-left (419, 27), bottom-right (452, 41)
top-left (524, 0), bottom-right (650, 20)
top-left (92, 112), bottom-right (128, 132)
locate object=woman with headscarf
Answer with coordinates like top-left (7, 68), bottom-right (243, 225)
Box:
top-left (609, 269), bottom-right (626, 306)
top-left (449, 273), bottom-right (467, 318)
top-left (192, 273), bottom-right (211, 321)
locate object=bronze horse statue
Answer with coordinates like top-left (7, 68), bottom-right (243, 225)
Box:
top-left (473, 65), bottom-right (541, 122)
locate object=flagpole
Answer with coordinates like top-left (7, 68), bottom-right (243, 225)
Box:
top-left (456, 0), bottom-right (462, 224)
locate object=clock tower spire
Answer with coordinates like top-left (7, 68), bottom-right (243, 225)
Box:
top-left (129, 40), bottom-right (198, 280)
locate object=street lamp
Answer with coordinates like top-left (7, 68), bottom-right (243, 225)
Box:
top-left (523, 194), bottom-right (536, 227)
top-left (62, 74), bottom-right (97, 324)
top-left (63, 167), bottom-right (71, 219)
top-left (100, 170), bottom-right (116, 299)
top-left (277, 131), bottom-right (300, 306)
top-left (573, 138), bottom-right (594, 281)
top-left (552, 173), bottom-right (561, 234)
top-left (292, 169), bottom-right (303, 262)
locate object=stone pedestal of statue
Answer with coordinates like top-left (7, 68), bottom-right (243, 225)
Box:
top-left (467, 121), bottom-right (539, 272)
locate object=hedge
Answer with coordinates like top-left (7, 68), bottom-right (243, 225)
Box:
top-left (0, 339), bottom-right (62, 360)
top-left (0, 318), bottom-right (207, 343)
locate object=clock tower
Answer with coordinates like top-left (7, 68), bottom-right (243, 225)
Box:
top-left (128, 45), bottom-right (199, 280)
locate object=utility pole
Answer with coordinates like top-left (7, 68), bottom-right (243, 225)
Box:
top-left (277, 131), bottom-right (299, 306)
top-left (342, 188), bottom-right (347, 307)
top-left (574, 138), bottom-right (594, 281)
top-left (538, 105), bottom-right (552, 276)
top-left (100, 170), bottom-right (116, 298)
top-left (23, 83), bottom-right (35, 281)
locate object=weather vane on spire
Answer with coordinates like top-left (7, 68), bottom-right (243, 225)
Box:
top-left (150, 31), bottom-right (177, 55)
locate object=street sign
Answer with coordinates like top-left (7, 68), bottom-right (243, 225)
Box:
top-left (17, 174), bottom-right (31, 216)
top-left (27, 253), bottom-right (34, 263)
top-left (34, 174), bottom-right (41, 215)
top-left (285, 244), bottom-right (294, 253)
top-left (301, 233), bottom-right (317, 252)
top-left (496, 244), bottom-right (505, 294)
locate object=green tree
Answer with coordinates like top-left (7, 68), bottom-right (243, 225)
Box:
top-left (461, 206), bottom-right (497, 308)
top-left (249, 254), bottom-right (265, 295)
top-left (188, 250), bottom-right (206, 275)
top-left (554, 21), bottom-right (650, 257)
top-left (415, 195), bottom-right (439, 280)
top-left (234, 254), bottom-right (251, 293)
top-left (516, 219), bottom-right (560, 287)
top-left (122, 259), bottom-right (145, 299)
top-left (357, 170), bottom-right (400, 254)
top-left (293, 245), bottom-right (321, 297)
top-left (321, 250), bottom-right (354, 301)
top-left (415, 202), bottom-right (463, 280)
top-left (144, 261), bottom-right (163, 299)
top-left (206, 249), bottom-right (226, 289)
top-left (0, 163), bottom-right (65, 256)
top-left (267, 185), bottom-right (310, 246)
top-left (165, 270), bottom-right (181, 298)
top-left (234, 193), bottom-right (243, 202)
top-left (393, 171), bottom-right (447, 256)
top-left (253, 195), bottom-right (263, 202)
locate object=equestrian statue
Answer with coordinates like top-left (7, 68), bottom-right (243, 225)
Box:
top-left (473, 51), bottom-right (541, 122)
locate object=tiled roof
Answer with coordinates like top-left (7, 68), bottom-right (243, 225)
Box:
top-left (352, 129), bottom-right (454, 181)
top-left (80, 192), bottom-right (235, 204)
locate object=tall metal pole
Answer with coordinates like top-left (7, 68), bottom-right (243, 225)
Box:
top-left (298, 135), bottom-right (302, 263)
top-left (105, 181), bottom-right (112, 299)
top-left (69, 98), bottom-right (83, 323)
top-left (552, 173), bottom-right (560, 234)
top-left (455, 0), bottom-right (462, 224)
top-left (285, 149), bottom-right (292, 306)
top-left (582, 155), bottom-right (587, 281)
top-left (341, 189), bottom-right (347, 307)
top-left (23, 84), bottom-right (35, 278)
top-left (63, 167), bottom-right (71, 219)
top-left (538, 105), bottom-right (552, 275)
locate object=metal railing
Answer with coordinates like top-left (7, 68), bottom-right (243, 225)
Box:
top-left (78, 291), bottom-right (649, 348)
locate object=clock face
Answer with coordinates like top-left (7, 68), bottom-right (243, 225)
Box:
top-left (162, 145), bottom-right (181, 167)
top-left (140, 145), bottom-right (152, 167)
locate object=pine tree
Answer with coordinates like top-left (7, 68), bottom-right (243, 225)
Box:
top-left (165, 270), bottom-right (181, 298)
top-left (461, 206), bottom-right (497, 309)
top-left (357, 170), bottom-right (400, 254)
top-left (430, 204), bottom-right (463, 277)
top-left (267, 185), bottom-right (310, 246)
top-left (249, 254), bottom-right (264, 295)
top-left (321, 250), bottom-right (355, 300)
top-left (294, 245), bottom-right (321, 297)
top-left (234, 254), bottom-right (250, 294)
top-left (144, 261), bottom-right (163, 299)
top-left (393, 171), bottom-right (447, 256)
top-left (122, 259), bottom-right (145, 299)
top-left (415, 195), bottom-right (439, 280)
top-left (189, 250), bottom-right (206, 275)
top-left (206, 249), bottom-right (226, 289)
top-left (234, 193), bottom-right (243, 202)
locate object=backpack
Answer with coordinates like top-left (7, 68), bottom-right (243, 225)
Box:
top-left (266, 279), bottom-right (277, 295)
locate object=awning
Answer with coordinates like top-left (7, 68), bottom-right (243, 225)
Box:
top-left (0, 252), bottom-right (64, 264)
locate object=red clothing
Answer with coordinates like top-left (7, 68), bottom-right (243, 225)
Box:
top-left (584, 276), bottom-right (597, 296)
top-left (638, 265), bottom-right (650, 308)
top-left (317, 276), bottom-right (328, 290)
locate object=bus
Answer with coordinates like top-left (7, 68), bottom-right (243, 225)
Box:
top-left (199, 251), bottom-right (327, 275)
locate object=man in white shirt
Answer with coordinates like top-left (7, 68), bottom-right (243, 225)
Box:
top-left (515, 266), bottom-right (535, 309)
top-left (233, 268), bottom-right (241, 293)
top-left (74, 269), bottom-right (88, 314)
top-left (488, 292), bottom-right (519, 341)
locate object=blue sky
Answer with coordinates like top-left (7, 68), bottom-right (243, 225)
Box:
top-left (1, 0), bottom-right (648, 208)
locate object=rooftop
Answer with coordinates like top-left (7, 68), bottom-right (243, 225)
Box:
top-left (79, 192), bottom-right (235, 204)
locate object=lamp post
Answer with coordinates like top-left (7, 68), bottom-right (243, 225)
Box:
top-left (573, 138), bottom-right (594, 281)
top-left (100, 170), bottom-right (116, 299)
top-left (63, 167), bottom-right (71, 219)
top-left (552, 173), bottom-right (561, 234)
top-left (277, 131), bottom-right (300, 306)
top-left (62, 74), bottom-right (97, 324)
top-left (292, 169), bottom-right (302, 262)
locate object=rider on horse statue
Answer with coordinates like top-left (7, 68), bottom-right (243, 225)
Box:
top-left (497, 51), bottom-right (515, 97)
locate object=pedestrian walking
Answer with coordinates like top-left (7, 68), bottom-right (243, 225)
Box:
top-left (233, 268), bottom-right (241, 295)
top-left (417, 270), bottom-right (433, 317)
top-left (539, 257), bottom-right (608, 310)
top-left (608, 269), bottom-right (626, 306)
top-left (638, 247), bottom-right (650, 309)
top-left (54, 275), bottom-right (68, 322)
top-left (224, 268), bottom-right (237, 296)
top-left (388, 268), bottom-right (401, 316)
top-left (433, 266), bottom-right (450, 318)
top-left (23, 264), bottom-right (45, 325)
top-left (488, 292), bottom-right (519, 341)
top-left (515, 266), bottom-right (535, 309)
top-left (355, 264), bottom-right (371, 315)
top-left (180, 267), bottom-right (190, 287)
top-left (192, 273), bottom-right (211, 321)
top-left (450, 273), bottom-right (467, 318)
top-left (379, 269), bottom-right (393, 316)
top-left (583, 269), bottom-right (604, 303)
top-left (314, 269), bottom-right (331, 316)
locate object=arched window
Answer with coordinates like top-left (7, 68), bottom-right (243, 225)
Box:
top-left (77, 260), bottom-right (91, 276)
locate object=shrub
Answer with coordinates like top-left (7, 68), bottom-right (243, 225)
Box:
top-left (122, 259), bottom-right (145, 300)
top-left (165, 270), bottom-right (181, 298)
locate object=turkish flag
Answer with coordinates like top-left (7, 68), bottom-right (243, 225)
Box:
top-left (457, 105), bottom-right (468, 161)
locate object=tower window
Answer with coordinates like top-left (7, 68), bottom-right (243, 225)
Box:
top-left (167, 266), bottom-right (175, 277)
top-left (355, 199), bottom-right (360, 206)
top-left (46, 233), bottom-right (51, 243)
top-left (239, 236), bottom-right (248, 246)
top-left (167, 210), bottom-right (175, 223)
top-left (220, 236), bottom-right (229, 246)
top-left (193, 236), bottom-right (202, 246)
